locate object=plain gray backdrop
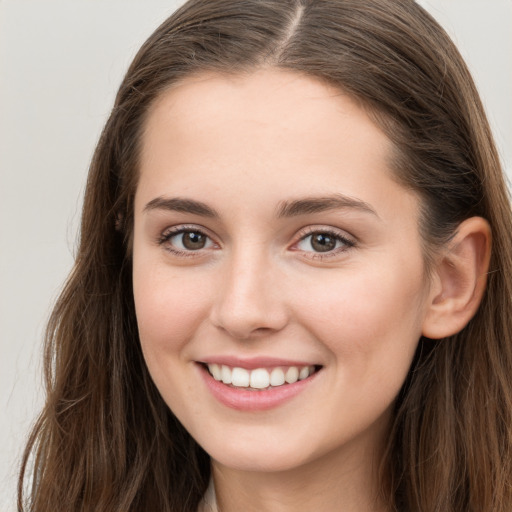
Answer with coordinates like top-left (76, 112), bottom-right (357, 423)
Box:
top-left (1, 1), bottom-right (510, 510)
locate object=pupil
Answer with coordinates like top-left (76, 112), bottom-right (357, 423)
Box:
top-left (182, 231), bottom-right (206, 250)
top-left (311, 233), bottom-right (336, 252)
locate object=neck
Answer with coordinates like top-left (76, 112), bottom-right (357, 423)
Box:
top-left (210, 433), bottom-right (391, 512)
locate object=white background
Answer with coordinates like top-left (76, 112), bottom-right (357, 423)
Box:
top-left (1, 1), bottom-right (510, 510)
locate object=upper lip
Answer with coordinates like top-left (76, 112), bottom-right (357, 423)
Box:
top-left (197, 356), bottom-right (320, 370)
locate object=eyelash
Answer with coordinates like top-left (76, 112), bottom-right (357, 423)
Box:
top-left (158, 225), bottom-right (215, 258)
top-left (293, 226), bottom-right (356, 259)
top-left (157, 225), bottom-right (356, 260)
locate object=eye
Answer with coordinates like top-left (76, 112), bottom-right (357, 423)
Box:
top-left (295, 229), bottom-right (355, 254)
top-left (159, 227), bottom-right (215, 253)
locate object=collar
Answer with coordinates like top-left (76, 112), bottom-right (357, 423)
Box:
top-left (199, 478), bottom-right (218, 512)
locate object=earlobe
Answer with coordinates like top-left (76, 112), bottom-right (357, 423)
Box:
top-left (422, 217), bottom-right (491, 339)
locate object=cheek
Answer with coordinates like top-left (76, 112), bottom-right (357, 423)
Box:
top-left (132, 260), bottom-right (212, 358)
top-left (293, 257), bottom-right (427, 368)
top-left (132, 262), bottom-right (213, 417)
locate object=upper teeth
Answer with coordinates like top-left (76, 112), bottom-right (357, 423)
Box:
top-left (207, 364), bottom-right (315, 389)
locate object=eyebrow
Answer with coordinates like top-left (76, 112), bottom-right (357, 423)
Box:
top-left (276, 194), bottom-right (379, 218)
top-left (143, 196), bottom-right (219, 217)
top-left (143, 193), bottom-right (378, 219)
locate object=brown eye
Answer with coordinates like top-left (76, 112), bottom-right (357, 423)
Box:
top-left (161, 228), bottom-right (214, 253)
top-left (296, 230), bottom-right (355, 255)
top-left (181, 231), bottom-right (207, 250)
top-left (310, 233), bottom-right (337, 252)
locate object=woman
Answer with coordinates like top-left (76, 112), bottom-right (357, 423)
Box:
top-left (18, 0), bottom-right (512, 511)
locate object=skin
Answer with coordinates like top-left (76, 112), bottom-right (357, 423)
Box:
top-left (132, 69), bottom-right (439, 512)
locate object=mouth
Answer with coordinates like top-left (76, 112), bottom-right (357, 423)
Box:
top-left (200, 362), bottom-right (323, 391)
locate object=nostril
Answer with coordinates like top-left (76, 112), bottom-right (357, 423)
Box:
top-left (209, 276), bottom-right (289, 339)
top-left (212, 323), bottom-right (281, 342)
top-left (249, 326), bottom-right (276, 337)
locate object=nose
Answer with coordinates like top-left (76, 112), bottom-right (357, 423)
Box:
top-left (209, 248), bottom-right (289, 340)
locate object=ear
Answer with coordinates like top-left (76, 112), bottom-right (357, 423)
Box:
top-left (422, 217), bottom-right (491, 339)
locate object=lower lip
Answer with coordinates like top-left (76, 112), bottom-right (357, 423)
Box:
top-left (198, 364), bottom-right (320, 411)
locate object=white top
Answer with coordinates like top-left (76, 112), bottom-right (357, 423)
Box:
top-left (198, 479), bottom-right (218, 512)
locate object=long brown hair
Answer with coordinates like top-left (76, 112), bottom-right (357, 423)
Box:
top-left (19, 1), bottom-right (512, 510)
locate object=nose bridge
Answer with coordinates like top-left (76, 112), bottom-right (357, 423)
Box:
top-left (210, 240), bottom-right (287, 339)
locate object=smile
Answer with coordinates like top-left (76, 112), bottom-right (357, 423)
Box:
top-left (205, 363), bottom-right (318, 390)
top-left (198, 360), bottom-right (323, 411)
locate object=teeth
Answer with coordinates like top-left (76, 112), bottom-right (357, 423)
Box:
top-left (231, 367), bottom-right (250, 387)
top-left (285, 366), bottom-right (299, 384)
top-left (250, 368), bottom-right (270, 389)
top-left (269, 367), bottom-right (285, 386)
top-left (221, 365), bottom-right (232, 384)
top-left (210, 363), bottom-right (222, 381)
top-left (207, 364), bottom-right (316, 390)
top-left (299, 366), bottom-right (311, 380)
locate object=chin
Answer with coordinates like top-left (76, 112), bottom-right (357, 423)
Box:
top-left (197, 431), bottom-right (323, 474)
top-left (211, 450), bottom-right (309, 473)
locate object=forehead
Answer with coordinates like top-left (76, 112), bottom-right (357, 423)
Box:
top-left (142, 69), bottom-right (390, 161)
top-left (136, 69), bottom-right (415, 222)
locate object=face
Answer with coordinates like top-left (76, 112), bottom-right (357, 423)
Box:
top-left (132, 69), bottom-right (433, 475)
